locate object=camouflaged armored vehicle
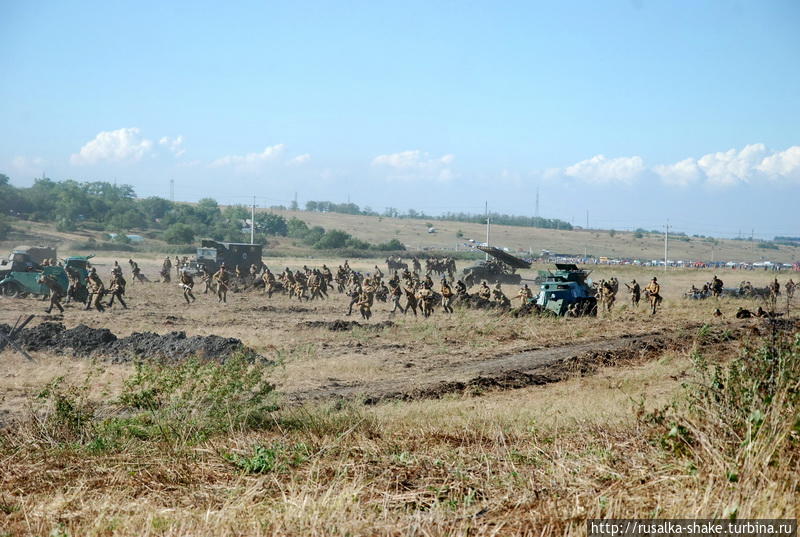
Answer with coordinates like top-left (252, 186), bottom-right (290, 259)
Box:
top-left (533, 263), bottom-right (597, 316)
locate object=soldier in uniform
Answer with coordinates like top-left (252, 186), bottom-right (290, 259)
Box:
top-left (345, 281), bottom-right (362, 316)
top-left (38, 273), bottom-right (65, 314)
top-left (106, 269), bottom-right (128, 309)
top-left (356, 289), bottom-right (373, 320)
top-left (308, 270), bottom-right (324, 301)
top-left (516, 284), bottom-right (533, 304)
top-left (786, 279), bottom-right (796, 299)
top-left (711, 275), bottom-right (724, 298)
top-left (492, 283), bottom-right (511, 308)
top-left (213, 264), bottom-right (230, 303)
top-left (477, 281), bottom-right (491, 300)
top-left (403, 282), bottom-right (418, 316)
top-left (644, 277), bottom-right (661, 315)
top-left (769, 278), bottom-right (780, 299)
top-left (455, 279), bottom-right (468, 297)
top-left (161, 257), bottom-right (172, 283)
top-left (198, 265), bottom-right (212, 294)
top-left (180, 269), bottom-right (196, 305)
top-left (262, 268), bottom-right (277, 297)
top-left (389, 281), bottom-right (405, 313)
top-left (417, 281), bottom-right (435, 317)
top-left (65, 265), bottom-right (86, 304)
top-left (85, 267), bottom-right (106, 312)
top-left (625, 279), bottom-right (641, 307)
top-left (440, 278), bottom-right (454, 313)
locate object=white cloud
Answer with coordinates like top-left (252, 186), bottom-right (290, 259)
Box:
top-left (696, 143), bottom-right (769, 186)
top-left (210, 144), bottom-right (287, 172)
top-left (653, 158), bottom-right (703, 187)
top-left (555, 143), bottom-right (800, 188)
top-left (563, 154), bottom-right (645, 184)
top-left (372, 150), bottom-right (456, 181)
top-left (288, 153), bottom-right (311, 166)
top-left (70, 127), bottom-right (154, 165)
top-left (159, 135), bottom-right (185, 157)
top-left (11, 156), bottom-right (47, 178)
top-left (756, 145), bottom-right (800, 181)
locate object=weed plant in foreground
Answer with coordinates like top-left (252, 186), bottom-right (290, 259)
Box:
top-left (0, 323), bottom-right (798, 536)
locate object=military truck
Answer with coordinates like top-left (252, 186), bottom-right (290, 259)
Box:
top-left (192, 239), bottom-right (263, 275)
top-left (0, 245), bottom-right (57, 275)
top-left (0, 254), bottom-right (92, 300)
top-left (461, 246), bottom-right (530, 286)
top-left (532, 263), bottom-right (597, 316)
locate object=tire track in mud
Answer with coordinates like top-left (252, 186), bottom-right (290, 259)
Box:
top-left (286, 321), bottom-right (758, 405)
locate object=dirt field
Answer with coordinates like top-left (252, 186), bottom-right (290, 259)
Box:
top-left (1, 255), bottom-right (798, 536)
top-left (2, 256), bottom-right (793, 415)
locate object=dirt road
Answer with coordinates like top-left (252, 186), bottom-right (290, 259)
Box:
top-left (286, 320), bottom-right (750, 404)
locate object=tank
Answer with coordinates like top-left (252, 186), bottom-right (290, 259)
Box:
top-left (533, 263), bottom-right (597, 316)
top-left (461, 246), bottom-right (530, 286)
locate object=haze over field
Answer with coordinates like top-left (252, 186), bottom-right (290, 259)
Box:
top-left (2, 1), bottom-right (798, 238)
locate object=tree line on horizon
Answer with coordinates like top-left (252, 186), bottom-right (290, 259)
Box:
top-left (300, 200), bottom-right (574, 231)
top-left (0, 175), bottom-right (404, 252)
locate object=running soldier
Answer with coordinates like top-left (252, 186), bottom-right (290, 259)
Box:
top-left (180, 269), bottom-right (196, 304)
top-left (86, 268), bottom-right (106, 312)
top-left (262, 268), bottom-right (277, 297)
top-left (786, 279), bottom-right (796, 299)
top-left (389, 281), bottom-right (405, 313)
top-left (644, 277), bottom-right (661, 315)
top-left (440, 278), bottom-right (454, 313)
top-left (37, 273), bottom-right (65, 314)
top-left (106, 270), bottom-right (128, 309)
top-left (625, 279), bottom-right (641, 307)
top-left (213, 264), bottom-right (230, 303)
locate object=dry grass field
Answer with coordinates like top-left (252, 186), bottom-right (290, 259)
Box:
top-left (266, 209), bottom-right (800, 263)
top-left (1, 251), bottom-right (798, 536)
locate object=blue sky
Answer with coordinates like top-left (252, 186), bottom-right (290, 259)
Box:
top-left (2, 0), bottom-right (799, 239)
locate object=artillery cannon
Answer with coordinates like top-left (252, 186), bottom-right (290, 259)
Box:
top-left (461, 246), bottom-right (530, 286)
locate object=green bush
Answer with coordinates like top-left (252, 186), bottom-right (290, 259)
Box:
top-left (644, 327), bottom-right (800, 475)
top-left (163, 223), bottom-right (195, 244)
top-left (117, 354), bottom-right (278, 443)
top-left (224, 443), bottom-right (310, 474)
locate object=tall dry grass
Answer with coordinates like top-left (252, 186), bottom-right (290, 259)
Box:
top-left (1, 323), bottom-right (798, 536)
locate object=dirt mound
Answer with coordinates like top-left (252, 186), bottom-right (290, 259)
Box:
top-left (105, 331), bottom-right (251, 363)
top-left (60, 324), bottom-right (118, 354)
top-left (301, 320), bottom-right (395, 331)
top-left (1, 322), bottom-right (259, 363)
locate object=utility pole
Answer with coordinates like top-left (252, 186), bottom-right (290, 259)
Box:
top-left (664, 220), bottom-right (670, 272)
top-left (251, 195), bottom-right (256, 245)
top-left (485, 201), bottom-right (490, 260)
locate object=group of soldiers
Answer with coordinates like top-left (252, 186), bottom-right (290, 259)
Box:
top-left (36, 260), bottom-right (129, 314)
top-left (384, 255), bottom-right (457, 279)
top-left (592, 277), bottom-right (662, 315)
top-left (687, 276), bottom-right (796, 301)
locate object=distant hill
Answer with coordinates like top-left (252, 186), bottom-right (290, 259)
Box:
top-left (266, 209), bottom-right (800, 264)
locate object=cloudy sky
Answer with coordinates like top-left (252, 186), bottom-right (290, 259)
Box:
top-left (2, 0), bottom-right (799, 239)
